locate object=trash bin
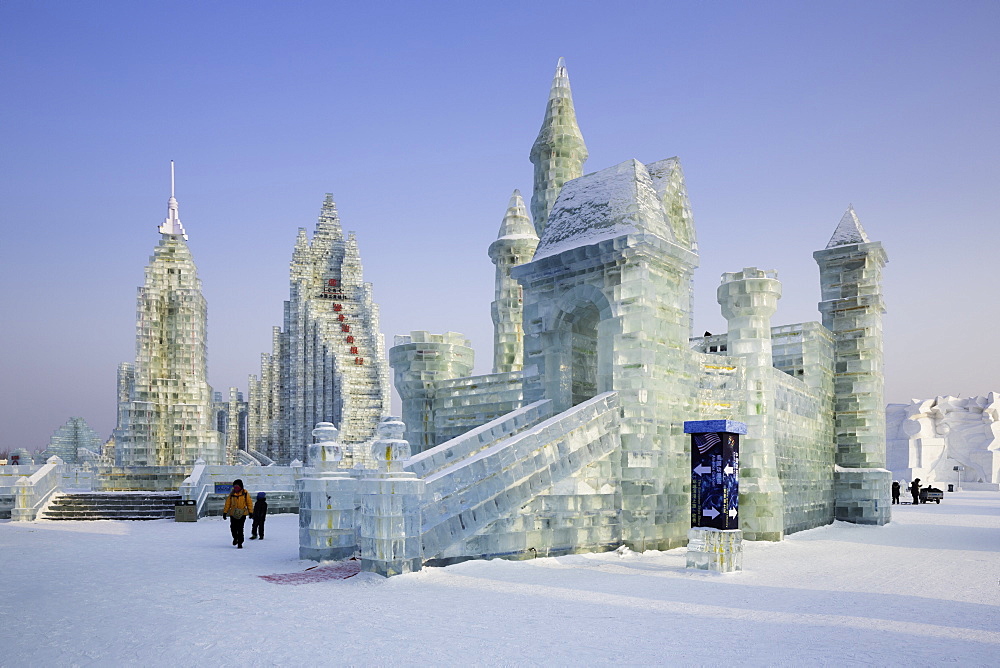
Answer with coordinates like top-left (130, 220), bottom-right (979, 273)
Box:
top-left (175, 499), bottom-right (198, 522)
top-left (947, 484), bottom-right (954, 492)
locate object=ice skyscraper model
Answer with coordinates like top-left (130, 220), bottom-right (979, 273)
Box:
top-left (247, 195), bottom-right (390, 464)
top-left (114, 163), bottom-right (224, 466)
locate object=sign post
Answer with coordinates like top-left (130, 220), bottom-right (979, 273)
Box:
top-left (684, 419), bottom-right (745, 572)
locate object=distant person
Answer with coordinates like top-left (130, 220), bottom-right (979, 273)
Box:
top-left (891, 481), bottom-right (900, 504)
top-left (222, 479), bottom-right (254, 549)
top-left (909, 478), bottom-right (921, 505)
top-left (250, 492), bottom-right (268, 540)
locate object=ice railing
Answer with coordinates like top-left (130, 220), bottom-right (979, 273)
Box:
top-left (180, 463), bottom-right (304, 517)
top-left (405, 399), bottom-right (555, 479)
top-left (234, 450), bottom-right (262, 466)
top-left (249, 449), bottom-right (276, 466)
top-left (419, 392), bottom-right (622, 560)
top-left (12, 456), bottom-right (65, 521)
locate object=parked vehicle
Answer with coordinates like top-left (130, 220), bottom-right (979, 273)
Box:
top-left (920, 487), bottom-right (944, 504)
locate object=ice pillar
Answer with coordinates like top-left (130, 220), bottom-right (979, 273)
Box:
top-left (359, 417), bottom-right (425, 577)
top-left (298, 423), bottom-right (358, 561)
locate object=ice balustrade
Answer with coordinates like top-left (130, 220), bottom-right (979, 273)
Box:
top-left (12, 456), bottom-right (65, 521)
top-left (180, 462), bottom-right (304, 517)
top-left (233, 450), bottom-right (262, 466)
top-left (404, 399), bottom-right (555, 479)
top-left (0, 466), bottom-right (43, 518)
top-left (248, 449), bottom-right (276, 466)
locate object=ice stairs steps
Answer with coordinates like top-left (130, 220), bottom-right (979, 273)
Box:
top-left (40, 492), bottom-right (181, 520)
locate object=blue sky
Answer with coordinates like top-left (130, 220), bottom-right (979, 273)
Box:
top-left (2, 1), bottom-right (997, 451)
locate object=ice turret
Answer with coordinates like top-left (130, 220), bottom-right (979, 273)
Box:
top-left (529, 57), bottom-right (588, 237)
top-left (814, 207), bottom-right (891, 525)
top-left (718, 268), bottom-right (785, 541)
top-left (488, 190), bottom-right (538, 373)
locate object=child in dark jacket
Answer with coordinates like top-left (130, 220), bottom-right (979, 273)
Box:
top-left (250, 492), bottom-right (268, 540)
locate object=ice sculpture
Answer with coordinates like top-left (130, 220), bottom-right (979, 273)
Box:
top-left (298, 422), bottom-right (357, 561)
top-left (247, 195), bottom-right (391, 464)
top-left (114, 163), bottom-right (224, 466)
top-left (887, 393), bottom-right (1000, 489)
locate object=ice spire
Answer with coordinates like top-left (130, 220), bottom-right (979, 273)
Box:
top-left (825, 205), bottom-right (870, 248)
top-left (494, 190), bottom-right (536, 242)
top-left (315, 193), bottom-right (343, 240)
top-left (530, 57), bottom-right (588, 238)
top-left (158, 160), bottom-right (188, 240)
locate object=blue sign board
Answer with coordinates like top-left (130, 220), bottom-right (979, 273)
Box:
top-left (686, 421), bottom-right (742, 530)
top-left (214, 483), bottom-right (233, 494)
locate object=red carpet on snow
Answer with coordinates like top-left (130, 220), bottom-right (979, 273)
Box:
top-left (259, 561), bottom-right (361, 584)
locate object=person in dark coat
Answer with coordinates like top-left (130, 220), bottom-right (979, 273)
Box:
top-left (250, 491), bottom-right (268, 540)
top-left (891, 481), bottom-right (900, 504)
top-left (909, 478), bottom-right (921, 504)
top-left (222, 479), bottom-right (253, 549)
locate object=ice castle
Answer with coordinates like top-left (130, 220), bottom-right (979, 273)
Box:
top-left (318, 57), bottom-right (892, 573)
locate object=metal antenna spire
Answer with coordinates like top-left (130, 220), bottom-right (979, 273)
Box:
top-left (159, 160), bottom-right (188, 239)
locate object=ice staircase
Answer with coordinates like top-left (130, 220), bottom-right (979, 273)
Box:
top-left (39, 492), bottom-right (181, 520)
top-left (417, 392), bottom-right (623, 561)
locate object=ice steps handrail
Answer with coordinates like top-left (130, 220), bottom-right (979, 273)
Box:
top-left (405, 400), bottom-right (555, 479)
top-left (418, 392), bottom-right (622, 560)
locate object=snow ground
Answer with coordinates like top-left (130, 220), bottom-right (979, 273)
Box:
top-left (1, 491), bottom-right (997, 666)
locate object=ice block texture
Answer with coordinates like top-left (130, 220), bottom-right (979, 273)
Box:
top-left (814, 207), bottom-right (891, 524)
top-left (247, 195), bottom-right (391, 464)
top-left (114, 169), bottom-right (223, 466)
top-left (530, 57), bottom-right (588, 238)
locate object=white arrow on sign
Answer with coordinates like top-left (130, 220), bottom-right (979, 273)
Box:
top-left (724, 465), bottom-right (735, 475)
top-left (693, 464), bottom-right (712, 476)
top-left (702, 507), bottom-right (720, 519)
top-left (729, 508), bottom-right (738, 518)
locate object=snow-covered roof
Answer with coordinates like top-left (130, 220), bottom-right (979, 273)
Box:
top-left (533, 159), bottom-right (676, 260)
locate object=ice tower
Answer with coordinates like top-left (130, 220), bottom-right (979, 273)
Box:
top-left (529, 57), bottom-right (588, 237)
top-left (814, 206), bottom-right (891, 524)
top-left (248, 195), bottom-right (391, 464)
top-left (718, 268), bottom-right (785, 541)
top-left (489, 190), bottom-right (538, 374)
top-left (114, 163), bottom-right (224, 466)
